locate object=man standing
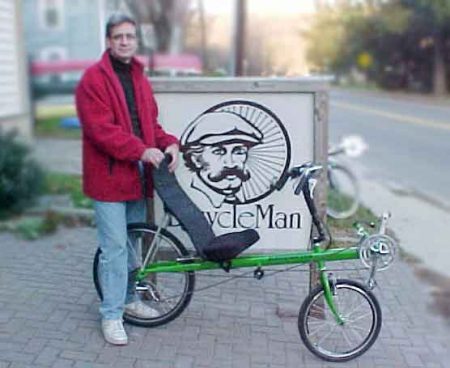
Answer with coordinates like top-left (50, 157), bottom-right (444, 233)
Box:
top-left (76, 13), bottom-right (179, 345)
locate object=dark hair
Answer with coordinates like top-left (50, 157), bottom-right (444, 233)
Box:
top-left (181, 144), bottom-right (205, 172)
top-left (105, 13), bottom-right (137, 38)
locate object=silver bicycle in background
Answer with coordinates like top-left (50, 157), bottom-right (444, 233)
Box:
top-left (327, 135), bottom-right (368, 219)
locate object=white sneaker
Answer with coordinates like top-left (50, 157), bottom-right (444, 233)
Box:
top-left (124, 301), bottom-right (159, 318)
top-left (101, 319), bottom-right (128, 346)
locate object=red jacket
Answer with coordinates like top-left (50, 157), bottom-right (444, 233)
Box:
top-left (75, 51), bottom-right (178, 201)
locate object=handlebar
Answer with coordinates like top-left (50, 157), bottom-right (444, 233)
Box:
top-left (273, 162), bottom-right (329, 246)
top-left (274, 162), bottom-right (323, 194)
top-left (328, 146), bottom-right (346, 157)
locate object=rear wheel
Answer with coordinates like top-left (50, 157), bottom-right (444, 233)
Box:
top-left (93, 223), bottom-right (195, 327)
top-left (298, 279), bottom-right (381, 362)
top-left (327, 163), bottom-right (360, 219)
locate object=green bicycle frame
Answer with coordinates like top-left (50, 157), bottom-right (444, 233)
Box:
top-left (136, 246), bottom-right (358, 275)
top-left (136, 245), bottom-right (359, 324)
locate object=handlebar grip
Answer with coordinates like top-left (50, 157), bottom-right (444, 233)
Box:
top-left (294, 175), bottom-right (307, 195)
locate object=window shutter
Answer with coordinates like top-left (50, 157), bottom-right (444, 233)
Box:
top-left (0, 0), bottom-right (23, 118)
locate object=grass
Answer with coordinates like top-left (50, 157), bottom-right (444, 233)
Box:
top-left (0, 211), bottom-right (92, 240)
top-left (42, 172), bottom-right (92, 209)
top-left (326, 199), bottom-right (379, 249)
top-left (35, 116), bottom-right (81, 139)
top-left (0, 172), bottom-right (93, 239)
top-left (327, 193), bottom-right (377, 231)
top-left (35, 104), bottom-right (76, 119)
top-left (34, 104), bottom-right (80, 139)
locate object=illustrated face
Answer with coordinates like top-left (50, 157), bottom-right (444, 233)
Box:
top-left (194, 142), bottom-right (251, 195)
top-left (106, 22), bottom-right (138, 63)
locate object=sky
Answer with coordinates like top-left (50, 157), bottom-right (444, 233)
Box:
top-left (203, 0), bottom-right (316, 15)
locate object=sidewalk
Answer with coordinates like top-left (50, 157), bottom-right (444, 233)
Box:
top-left (22, 136), bottom-right (450, 367)
top-left (355, 161), bottom-right (450, 279)
top-left (0, 226), bottom-right (449, 368)
top-left (32, 138), bottom-right (81, 175)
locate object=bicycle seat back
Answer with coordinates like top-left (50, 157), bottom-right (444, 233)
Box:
top-left (152, 156), bottom-right (260, 263)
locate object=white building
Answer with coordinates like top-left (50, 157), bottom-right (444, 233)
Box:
top-left (0, 0), bottom-right (32, 139)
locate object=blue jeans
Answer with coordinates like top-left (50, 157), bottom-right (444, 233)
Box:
top-left (94, 199), bottom-right (146, 320)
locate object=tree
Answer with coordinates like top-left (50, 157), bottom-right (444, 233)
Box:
top-left (122, 0), bottom-right (193, 53)
top-left (404, 0), bottom-right (450, 94)
top-left (306, 0), bottom-right (450, 94)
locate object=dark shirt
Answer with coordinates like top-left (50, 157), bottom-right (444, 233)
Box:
top-left (110, 54), bottom-right (143, 139)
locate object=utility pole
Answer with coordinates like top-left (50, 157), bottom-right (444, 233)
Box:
top-left (198, 0), bottom-right (208, 73)
top-left (98, 0), bottom-right (106, 52)
top-left (230, 0), bottom-right (246, 76)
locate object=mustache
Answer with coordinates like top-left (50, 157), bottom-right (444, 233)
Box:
top-left (207, 167), bottom-right (251, 182)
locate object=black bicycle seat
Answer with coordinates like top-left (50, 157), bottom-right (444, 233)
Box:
top-left (152, 156), bottom-right (260, 263)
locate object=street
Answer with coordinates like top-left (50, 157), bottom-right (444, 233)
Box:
top-left (329, 88), bottom-right (450, 277)
top-left (330, 88), bottom-right (450, 205)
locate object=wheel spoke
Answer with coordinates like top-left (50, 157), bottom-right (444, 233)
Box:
top-left (346, 311), bottom-right (372, 324)
top-left (146, 281), bottom-right (178, 309)
top-left (341, 327), bottom-right (355, 348)
top-left (308, 320), bottom-right (337, 337)
top-left (346, 324), bottom-right (370, 332)
top-left (346, 324), bottom-right (364, 342)
top-left (93, 225), bottom-right (195, 327)
top-left (315, 323), bottom-right (339, 346)
top-left (299, 281), bottom-right (381, 362)
top-left (342, 300), bottom-right (366, 319)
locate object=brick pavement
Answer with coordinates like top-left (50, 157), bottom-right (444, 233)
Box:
top-left (0, 227), bottom-right (449, 368)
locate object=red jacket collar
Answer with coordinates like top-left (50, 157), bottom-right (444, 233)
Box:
top-left (98, 49), bottom-right (144, 76)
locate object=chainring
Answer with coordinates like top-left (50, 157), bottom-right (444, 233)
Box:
top-left (359, 234), bottom-right (397, 271)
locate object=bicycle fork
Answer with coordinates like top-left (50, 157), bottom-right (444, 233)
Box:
top-left (317, 260), bottom-right (345, 325)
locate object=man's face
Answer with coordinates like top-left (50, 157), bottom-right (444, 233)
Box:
top-left (196, 142), bottom-right (251, 195)
top-left (106, 22), bottom-right (137, 63)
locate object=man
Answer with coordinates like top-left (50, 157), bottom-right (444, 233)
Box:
top-left (181, 111), bottom-right (263, 208)
top-left (75, 13), bottom-right (179, 346)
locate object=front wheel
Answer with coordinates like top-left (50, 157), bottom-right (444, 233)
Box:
top-left (298, 279), bottom-right (382, 362)
top-left (93, 223), bottom-right (195, 327)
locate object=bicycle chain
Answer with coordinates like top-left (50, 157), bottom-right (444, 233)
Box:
top-left (146, 261), bottom-right (368, 303)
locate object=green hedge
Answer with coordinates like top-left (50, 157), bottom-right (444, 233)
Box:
top-left (0, 131), bottom-right (44, 218)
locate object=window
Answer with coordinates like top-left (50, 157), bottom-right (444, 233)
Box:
top-left (38, 0), bottom-right (64, 31)
top-left (39, 47), bottom-right (67, 83)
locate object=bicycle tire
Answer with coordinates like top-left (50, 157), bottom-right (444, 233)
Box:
top-left (298, 279), bottom-right (382, 362)
top-left (93, 223), bottom-right (195, 327)
top-left (326, 163), bottom-right (360, 219)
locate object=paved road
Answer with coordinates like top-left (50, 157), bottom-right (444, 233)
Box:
top-left (0, 227), bottom-right (449, 367)
top-left (330, 88), bottom-right (450, 207)
top-left (329, 88), bottom-right (450, 278)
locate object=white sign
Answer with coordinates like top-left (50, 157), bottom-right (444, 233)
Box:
top-left (154, 91), bottom-right (315, 251)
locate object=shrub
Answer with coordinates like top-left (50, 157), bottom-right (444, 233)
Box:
top-left (0, 130), bottom-right (44, 218)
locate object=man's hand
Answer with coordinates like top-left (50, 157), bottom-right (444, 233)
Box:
top-left (164, 144), bottom-right (179, 172)
top-left (141, 148), bottom-right (165, 168)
